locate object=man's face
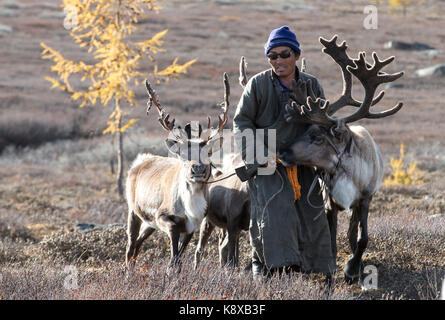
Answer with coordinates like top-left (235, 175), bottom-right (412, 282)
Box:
top-left (267, 46), bottom-right (299, 79)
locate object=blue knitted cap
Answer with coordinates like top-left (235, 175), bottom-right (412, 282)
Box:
top-left (264, 26), bottom-right (301, 56)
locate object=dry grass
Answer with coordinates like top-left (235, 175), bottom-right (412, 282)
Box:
top-left (0, 257), bottom-right (353, 300)
top-left (0, 150), bottom-right (444, 299)
top-left (1, 0), bottom-right (445, 300)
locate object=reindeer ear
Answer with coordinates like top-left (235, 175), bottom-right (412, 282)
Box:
top-left (165, 138), bottom-right (181, 156)
top-left (206, 136), bottom-right (224, 156)
top-left (330, 121), bottom-right (347, 138)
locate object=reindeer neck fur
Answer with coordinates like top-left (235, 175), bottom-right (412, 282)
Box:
top-left (175, 165), bottom-right (209, 234)
top-left (329, 125), bottom-right (383, 211)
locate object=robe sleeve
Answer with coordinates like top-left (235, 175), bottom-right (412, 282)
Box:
top-left (233, 77), bottom-right (263, 168)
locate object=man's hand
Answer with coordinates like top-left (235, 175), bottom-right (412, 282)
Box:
top-left (260, 158), bottom-right (277, 170)
top-left (257, 157), bottom-right (277, 176)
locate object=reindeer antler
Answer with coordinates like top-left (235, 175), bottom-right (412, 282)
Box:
top-left (145, 75), bottom-right (230, 144)
top-left (239, 56), bottom-right (248, 88)
top-left (300, 57), bottom-right (307, 73)
top-left (320, 35), bottom-right (385, 116)
top-left (202, 73), bottom-right (230, 143)
top-left (341, 51), bottom-right (404, 123)
top-left (145, 79), bottom-right (184, 140)
top-left (289, 35), bottom-right (404, 127)
top-left (286, 79), bottom-right (337, 127)
top-left (301, 97), bottom-right (334, 125)
top-left (217, 72), bottom-right (230, 131)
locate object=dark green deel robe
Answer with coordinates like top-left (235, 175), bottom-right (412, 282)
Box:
top-left (233, 67), bottom-right (336, 274)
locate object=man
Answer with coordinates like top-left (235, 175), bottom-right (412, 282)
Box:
top-left (233, 26), bottom-right (335, 278)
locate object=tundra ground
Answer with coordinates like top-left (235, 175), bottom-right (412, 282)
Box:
top-left (0, 0), bottom-right (444, 300)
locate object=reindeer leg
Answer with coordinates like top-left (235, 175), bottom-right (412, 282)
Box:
top-left (133, 221), bottom-right (156, 262)
top-left (235, 233), bottom-right (240, 268)
top-left (226, 232), bottom-right (237, 268)
top-left (126, 210), bottom-right (142, 269)
top-left (194, 217), bottom-right (215, 269)
top-left (325, 199), bottom-right (339, 287)
top-left (156, 213), bottom-right (183, 269)
top-left (168, 226), bottom-right (181, 267)
top-left (178, 232), bottom-right (193, 257)
top-left (347, 207), bottom-right (360, 255)
top-left (226, 222), bottom-right (240, 268)
top-left (219, 229), bottom-right (229, 267)
top-left (345, 207), bottom-right (360, 283)
top-left (345, 198), bottom-right (370, 283)
top-left (355, 198), bottom-right (370, 284)
top-left (326, 198), bottom-right (339, 262)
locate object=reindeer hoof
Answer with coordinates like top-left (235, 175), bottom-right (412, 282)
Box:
top-left (344, 260), bottom-right (364, 285)
top-left (344, 261), bottom-right (359, 284)
top-left (167, 259), bottom-right (182, 275)
top-left (126, 257), bottom-right (136, 271)
top-left (344, 272), bottom-right (358, 285)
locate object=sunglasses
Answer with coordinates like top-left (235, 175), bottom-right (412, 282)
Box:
top-left (267, 49), bottom-right (293, 60)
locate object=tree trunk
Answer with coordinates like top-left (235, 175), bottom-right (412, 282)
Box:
top-left (116, 120), bottom-right (124, 199)
top-left (110, 133), bottom-right (115, 174)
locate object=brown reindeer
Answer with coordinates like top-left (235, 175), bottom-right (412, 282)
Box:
top-left (194, 150), bottom-right (250, 269)
top-left (125, 74), bottom-right (230, 269)
top-left (278, 35), bottom-right (404, 283)
top-left (194, 59), bottom-right (253, 269)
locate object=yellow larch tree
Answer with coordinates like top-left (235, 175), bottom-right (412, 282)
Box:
top-left (41, 0), bottom-right (196, 197)
top-left (372, 0), bottom-right (425, 16)
top-left (384, 144), bottom-right (424, 186)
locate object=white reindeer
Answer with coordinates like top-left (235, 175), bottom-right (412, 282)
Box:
top-left (125, 75), bottom-right (230, 269)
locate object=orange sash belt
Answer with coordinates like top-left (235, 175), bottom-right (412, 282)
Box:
top-left (275, 157), bottom-right (301, 201)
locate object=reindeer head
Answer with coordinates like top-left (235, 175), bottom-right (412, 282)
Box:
top-left (145, 74), bottom-right (230, 183)
top-left (278, 35), bottom-right (404, 173)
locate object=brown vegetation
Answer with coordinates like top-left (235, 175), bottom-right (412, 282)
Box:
top-left (1, 0), bottom-right (444, 300)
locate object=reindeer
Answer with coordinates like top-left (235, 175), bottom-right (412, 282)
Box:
top-left (194, 150), bottom-right (250, 269)
top-left (440, 278), bottom-right (445, 300)
top-left (194, 58), bottom-right (254, 270)
top-left (125, 74), bottom-right (230, 269)
top-left (278, 35), bottom-right (404, 283)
